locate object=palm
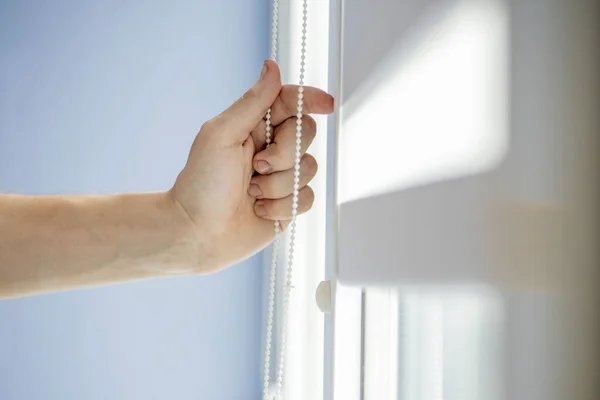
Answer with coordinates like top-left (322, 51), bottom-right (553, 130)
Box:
top-left (174, 128), bottom-right (274, 271)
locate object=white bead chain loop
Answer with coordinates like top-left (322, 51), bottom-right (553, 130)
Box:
top-left (263, 0), bottom-right (279, 398)
top-left (273, 0), bottom-right (308, 398)
top-left (264, 0), bottom-right (308, 398)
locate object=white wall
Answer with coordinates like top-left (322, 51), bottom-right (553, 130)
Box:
top-left (0, 1), bottom-right (268, 399)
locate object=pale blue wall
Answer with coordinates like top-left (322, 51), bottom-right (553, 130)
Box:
top-left (0, 1), bottom-right (268, 399)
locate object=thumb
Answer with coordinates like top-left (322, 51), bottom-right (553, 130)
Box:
top-left (213, 59), bottom-right (282, 140)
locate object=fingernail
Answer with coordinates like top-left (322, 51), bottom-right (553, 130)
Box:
top-left (256, 159), bottom-right (272, 174)
top-left (260, 61), bottom-right (269, 80)
top-left (248, 184), bottom-right (263, 198)
top-left (255, 203), bottom-right (267, 217)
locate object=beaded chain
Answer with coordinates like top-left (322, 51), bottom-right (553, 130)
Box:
top-left (263, 0), bottom-right (308, 399)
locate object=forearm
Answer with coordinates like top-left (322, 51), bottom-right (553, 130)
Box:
top-left (0, 192), bottom-right (197, 299)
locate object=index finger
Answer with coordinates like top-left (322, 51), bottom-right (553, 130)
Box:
top-left (268, 85), bottom-right (334, 126)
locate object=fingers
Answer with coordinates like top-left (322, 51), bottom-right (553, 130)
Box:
top-left (209, 60), bottom-right (282, 142)
top-left (249, 154), bottom-right (317, 199)
top-left (253, 186), bottom-right (315, 220)
top-left (250, 85), bottom-right (334, 153)
top-left (268, 85), bottom-right (334, 126)
top-left (253, 115), bottom-right (317, 174)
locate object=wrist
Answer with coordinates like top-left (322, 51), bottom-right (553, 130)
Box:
top-left (157, 190), bottom-right (205, 275)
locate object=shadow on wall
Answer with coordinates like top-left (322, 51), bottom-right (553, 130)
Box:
top-left (337, 0), bottom-right (599, 399)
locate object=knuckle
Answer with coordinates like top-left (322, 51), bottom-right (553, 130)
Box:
top-left (302, 154), bottom-right (318, 176)
top-left (265, 144), bottom-right (285, 166)
top-left (201, 118), bottom-right (218, 133)
top-left (303, 186), bottom-right (315, 209)
top-left (282, 116), bottom-right (297, 129)
top-left (242, 87), bottom-right (258, 102)
top-left (279, 95), bottom-right (295, 119)
top-left (303, 116), bottom-right (317, 136)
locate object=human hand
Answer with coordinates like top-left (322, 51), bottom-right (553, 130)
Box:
top-left (170, 60), bottom-right (334, 273)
